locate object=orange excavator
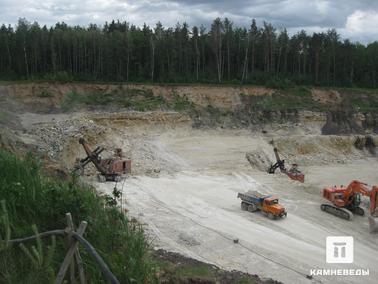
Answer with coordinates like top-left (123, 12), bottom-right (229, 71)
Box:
top-left (321, 180), bottom-right (378, 233)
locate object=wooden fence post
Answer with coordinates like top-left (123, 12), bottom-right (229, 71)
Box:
top-left (55, 221), bottom-right (87, 284)
top-left (66, 213), bottom-right (86, 284)
top-left (75, 249), bottom-right (86, 284)
top-left (66, 213), bottom-right (76, 284)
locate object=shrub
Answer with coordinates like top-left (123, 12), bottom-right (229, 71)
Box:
top-left (265, 77), bottom-right (294, 89)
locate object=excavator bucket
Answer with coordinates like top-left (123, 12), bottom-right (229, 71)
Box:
top-left (368, 216), bottom-right (378, 233)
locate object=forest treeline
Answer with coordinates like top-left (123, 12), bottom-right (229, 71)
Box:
top-left (0, 18), bottom-right (377, 87)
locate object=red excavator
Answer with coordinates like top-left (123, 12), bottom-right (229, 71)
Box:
top-left (321, 180), bottom-right (378, 233)
top-left (268, 147), bottom-right (305, 183)
top-left (74, 138), bottom-right (131, 182)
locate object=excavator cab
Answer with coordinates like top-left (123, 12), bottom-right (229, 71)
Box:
top-left (352, 193), bottom-right (361, 208)
top-left (288, 164), bottom-right (301, 174)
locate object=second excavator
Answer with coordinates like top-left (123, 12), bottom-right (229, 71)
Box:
top-left (268, 147), bottom-right (305, 183)
top-left (321, 180), bottom-right (378, 233)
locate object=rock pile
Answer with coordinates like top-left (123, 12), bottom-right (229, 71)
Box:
top-left (30, 116), bottom-right (107, 160)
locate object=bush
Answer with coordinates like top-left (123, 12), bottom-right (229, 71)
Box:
top-left (265, 77), bottom-right (294, 89)
top-left (60, 91), bottom-right (81, 111)
top-left (0, 150), bottom-right (156, 283)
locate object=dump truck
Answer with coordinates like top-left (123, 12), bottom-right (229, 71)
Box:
top-left (237, 190), bottom-right (287, 219)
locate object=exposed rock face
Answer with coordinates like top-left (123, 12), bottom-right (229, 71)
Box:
top-left (164, 85), bottom-right (273, 110)
top-left (2, 82), bottom-right (378, 134)
top-left (2, 83), bottom-right (274, 112)
top-left (311, 89), bottom-right (342, 105)
top-left (245, 150), bottom-right (273, 172)
top-left (322, 111), bottom-right (378, 135)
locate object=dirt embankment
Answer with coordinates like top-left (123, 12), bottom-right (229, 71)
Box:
top-left (1, 83), bottom-right (273, 112)
top-left (2, 83), bottom-right (378, 134)
top-left (1, 82), bottom-right (378, 174)
top-left (153, 249), bottom-right (280, 284)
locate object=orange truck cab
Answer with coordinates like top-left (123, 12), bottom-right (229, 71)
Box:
top-left (238, 191), bottom-right (287, 219)
top-left (262, 196), bottom-right (286, 217)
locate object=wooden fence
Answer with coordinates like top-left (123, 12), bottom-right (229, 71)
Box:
top-left (7, 212), bottom-right (119, 284)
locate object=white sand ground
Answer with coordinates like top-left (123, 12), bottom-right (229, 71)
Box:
top-left (96, 130), bottom-right (378, 284)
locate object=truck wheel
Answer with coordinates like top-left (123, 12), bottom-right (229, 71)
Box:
top-left (241, 202), bottom-right (248, 211)
top-left (267, 212), bottom-right (275, 220)
top-left (248, 204), bottom-right (258, 212)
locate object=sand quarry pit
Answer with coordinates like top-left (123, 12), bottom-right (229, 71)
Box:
top-left (92, 127), bottom-right (378, 284)
top-left (14, 109), bottom-right (378, 284)
top-left (3, 83), bottom-right (378, 284)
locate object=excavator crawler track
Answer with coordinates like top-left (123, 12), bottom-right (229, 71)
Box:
top-left (321, 204), bottom-right (354, 220)
top-left (351, 206), bottom-right (365, 216)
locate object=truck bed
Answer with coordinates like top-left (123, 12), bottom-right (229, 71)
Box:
top-left (237, 190), bottom-right (269, 204)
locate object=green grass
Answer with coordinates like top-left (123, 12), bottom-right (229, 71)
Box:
top-left (339, 89), bottom-right (378, 112)
top-left (169, 93), bottom-right (194, 111)
top-left (0, 150), bottom-right (156, 283)
top-left (335, 87), bottom-right (378, 95)
top-left (60, 89), bottom-right (194, 112)
top-left (252, 86), bottom-right (323, 111)
top-left (256, 86), bottom-right (378, 112)
top-left (175, 265), bottom-right (215, 280)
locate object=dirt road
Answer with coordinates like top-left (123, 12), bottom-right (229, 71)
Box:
top-left (96, 130), bottom-right (378, 284)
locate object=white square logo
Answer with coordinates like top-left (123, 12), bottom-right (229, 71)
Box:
top-left (326, 236), bottom-right (354, 263)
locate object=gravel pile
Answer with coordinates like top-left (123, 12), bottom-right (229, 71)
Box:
top-left (30, 116), bottom-right (107, 160)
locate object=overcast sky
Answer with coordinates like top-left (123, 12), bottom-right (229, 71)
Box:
top-left (1, 0), bottom-right (378, 43)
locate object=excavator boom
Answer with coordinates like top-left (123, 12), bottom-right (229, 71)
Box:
top-left (369, 186), bottom-right (378, 233)
top-left (273, 148), bottom-right (286, 172)
top-left (79, 138), bottom-right (108, 174)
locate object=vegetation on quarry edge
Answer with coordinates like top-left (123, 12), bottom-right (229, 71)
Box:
top-left (0, 149), bottom-right (156, 283)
